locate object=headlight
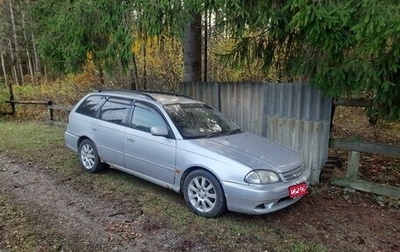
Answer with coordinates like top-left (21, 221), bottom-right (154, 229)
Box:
top-left (244, 170), bottom-right (280, 184)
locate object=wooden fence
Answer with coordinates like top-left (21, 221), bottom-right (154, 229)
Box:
top-left (329, 139), bottom-right (400, 199)
top-left (2, 100), bottom-right (72, 123)
top-left (330, 98), bottom-right (400, 199)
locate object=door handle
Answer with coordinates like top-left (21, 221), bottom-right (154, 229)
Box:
top-left (127, 138), bottom-right (135, 143)
top-left (92, 127), bottom-right (97, 131)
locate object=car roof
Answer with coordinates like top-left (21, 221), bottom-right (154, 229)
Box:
top-left (93, 89), bottom-right (202, 105)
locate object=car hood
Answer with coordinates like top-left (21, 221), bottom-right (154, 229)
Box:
top-left (192, 132), bottom-right (303, 173)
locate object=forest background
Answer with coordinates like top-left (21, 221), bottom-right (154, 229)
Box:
top-left (0, 0), bottom-right (400, 121)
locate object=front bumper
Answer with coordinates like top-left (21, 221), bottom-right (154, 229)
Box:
top-left (222, 167), bottom-right (311, 215)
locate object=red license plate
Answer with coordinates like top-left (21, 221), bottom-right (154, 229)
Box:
top-left (289, 183), bottom-right (308, 198)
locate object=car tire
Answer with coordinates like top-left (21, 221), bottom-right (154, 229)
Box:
top-left (78, 139), bottom-right (107, 173)
top-left (183, 170), bottom-right (226, 218)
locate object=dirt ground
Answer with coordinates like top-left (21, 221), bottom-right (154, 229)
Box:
top-left (0, 153), bottom-right (399, 252)
top-left (0, 155), bottom-right (212, 252)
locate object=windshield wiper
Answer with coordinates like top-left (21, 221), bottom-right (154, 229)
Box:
top-left (226, 129), bottom-right (243, 135)
top-left (206, 131), bottom-right (227, 138)
top-left (206, 129), bottom-right (242, 138)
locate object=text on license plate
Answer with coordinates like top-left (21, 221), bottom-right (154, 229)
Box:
top-left (289, 183), bottom-right (308, 198)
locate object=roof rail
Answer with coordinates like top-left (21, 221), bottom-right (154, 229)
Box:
top-left (95, 89), bottom-right (195, 101)
top-left (143, 90), bottom-right (195, 100)
top-left (96, 89), bottom-right (157, 101)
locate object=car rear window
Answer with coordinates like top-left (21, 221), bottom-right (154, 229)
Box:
top-left (99, 98), bottom-right (132, 125)
top-left (75, 95), bottom-right (106, 117)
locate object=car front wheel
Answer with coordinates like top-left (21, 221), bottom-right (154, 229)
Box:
top-left (78, 139), bottom-right (106, 173)
top-left (183, 170), bottom-right (226, 218)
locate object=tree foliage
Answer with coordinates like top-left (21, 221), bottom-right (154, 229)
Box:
top-left (133, 0), bottom-right (191, 38)
top-left (215, 0), bottom-right (400, 120)
top-left (31, 0), bottom-right (135, 74)
top-left (30, 0), bottom-right (203, 82)
top-left (20, 0), bottom-right (400, 119)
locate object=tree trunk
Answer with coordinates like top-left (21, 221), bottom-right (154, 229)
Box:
top-left (143, 39), bottom-right (147, 89)
top-left (183, 12), bottom-right (202, 82)
top-left (1, 52), bottom-right (8, 86)
top-left (99, 65), bottom-right (104, 87)
top-left (18, 57), bottom-right (24, 85)
top-left (44, 64), bottom-right (48, 82)
top-left (21, 11), bottom-right (35, 85)
top-left (130, 53), bottom-right (139, 90)
top-left (2, 52), bottom-right (15, 114)
top-left (207, 11), bottom-right (212, 80)
top-left (8, 0), bottom-right (24, 85)
top-left (8, 39), bottom-right (18, 85)
top-left (203, 9), bottom-right (208, 82)
top-left (31, 33), bottom-right (41, 82)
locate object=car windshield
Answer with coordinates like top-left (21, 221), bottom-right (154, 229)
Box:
top-left (164, 103), bottom-right (242, 139)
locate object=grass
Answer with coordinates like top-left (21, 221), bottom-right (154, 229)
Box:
top-left (0, 120), bottom-right (328, 252)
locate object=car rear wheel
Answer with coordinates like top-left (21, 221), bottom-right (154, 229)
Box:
top-left (78, 139), bottom-right (107, 173)
top-left (183, 170), bottom-right (226, 218)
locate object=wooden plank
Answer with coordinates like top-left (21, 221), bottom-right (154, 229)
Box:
top-left (6, 100), bottom-right (51, 105)
top-left (0, 112), bottom-right (14, 116)
top-left (329, 138), bottom-right (400, 156)
top-left (333, 98), bottom-right (372, 107)
top-left (332, 177), bottom-right (400, 199)
top-left (48, 105), bottom-right (73, 111)
top-left (346, 151), bottom-right (360, 179)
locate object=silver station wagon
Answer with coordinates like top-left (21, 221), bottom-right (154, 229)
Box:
top-left (65, 90), bottom-right (310, 217)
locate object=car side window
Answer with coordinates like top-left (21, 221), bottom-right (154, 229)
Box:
top-left (131, 104), bottom-right (167, 133)
top-left (99, 98), bottom-right (131, 125)
top-left (75, 95), bottom-right (106, 117)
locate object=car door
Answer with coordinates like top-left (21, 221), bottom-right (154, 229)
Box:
top-left (124, 102), bottom-right (176, 185)
top-left (94, 97), bottom-right (132, 167)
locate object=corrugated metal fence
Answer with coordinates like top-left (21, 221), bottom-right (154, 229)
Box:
top-left (180, 82), bottom-right (332, 184)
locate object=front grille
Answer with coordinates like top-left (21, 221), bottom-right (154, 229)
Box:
top-left (282, 165), bottom-right (304, 181)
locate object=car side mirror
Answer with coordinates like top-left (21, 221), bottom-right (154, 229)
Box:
top-left (151, 125), bottom-right (169, 137)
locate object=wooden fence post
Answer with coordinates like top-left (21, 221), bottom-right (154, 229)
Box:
top-left (346, 151), bottom-right (361, 179)
top-left (47, 100), bottom-right (53, 121)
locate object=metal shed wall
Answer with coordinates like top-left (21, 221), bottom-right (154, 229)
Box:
top-left (180, 82), bottom-right (332, 184)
